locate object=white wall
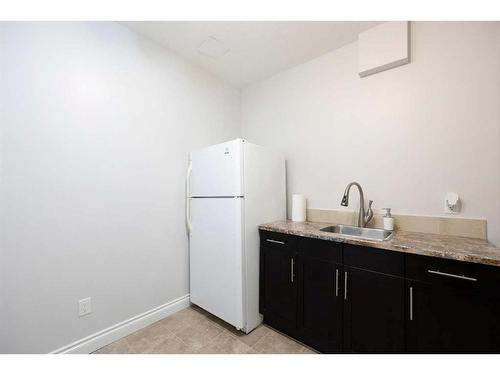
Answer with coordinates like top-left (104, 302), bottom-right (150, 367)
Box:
top-left (0, 22), bottom-right (239, 353)
top-left (241, 22), bottom-right (500, 245)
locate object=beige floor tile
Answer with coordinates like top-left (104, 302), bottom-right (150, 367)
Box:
top-left (125, 321), bottom-right (175, 353)
top-left (231, 324), bottom-right (272, 347)
top-left (126, 338), bottom-right (153, 354)
top-left (94, 307), bottom-right (317, 355)
top-left (197, 331), bottom-right (254, 354)
top-left (174, 306), bottom-right (207, 321)
top-left (190, 304), bottom-right (212, 317)
top-left (300, 346), bottom-right (319, 354)
top-left (252, 329), bottom-right (305, 354)
top-left (93, 338), bottom-right (132, 354)
top-left (148, 335), bottom-right (194, 354)
top-left (198, 310), bottom-right (273, 349)
top-left (127, 321), bottom-right (174, 343)
top-left (174, 318), bottom-right (223, 350)
top-left (204, 312), bottom-right (239, 332)
top-left (158, 307), bottom-right (206, 334)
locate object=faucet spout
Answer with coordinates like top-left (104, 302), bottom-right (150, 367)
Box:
top-left (340, 182), bottom-right (373, 228)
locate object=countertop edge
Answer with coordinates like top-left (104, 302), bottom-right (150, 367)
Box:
top-left (259, 221), bottom-right (500, 267)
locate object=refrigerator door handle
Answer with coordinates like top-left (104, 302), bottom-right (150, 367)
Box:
top-left (186, 159), bottom-right (193, 235)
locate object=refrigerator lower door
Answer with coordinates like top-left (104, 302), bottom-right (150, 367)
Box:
top-left (189, 197), bottom-right (245, 330)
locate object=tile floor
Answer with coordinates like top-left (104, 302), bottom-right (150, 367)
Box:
top-left (94, 305), bottom-right (318, 354)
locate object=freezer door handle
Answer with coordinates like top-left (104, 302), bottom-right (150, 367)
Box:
top-left (186, 159), bottom-right (193, 235)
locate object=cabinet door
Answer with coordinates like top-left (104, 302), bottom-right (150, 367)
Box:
top-left (297, 257), bottom-right (343, 353)
top-left (406, 280), bottom-right (500, 353)
top-left (260, 236), bottom-right (297, 336)
top-left (406, 253), bottom-right (500, 353)
top-left (343, 267), bottom-right (405, 353)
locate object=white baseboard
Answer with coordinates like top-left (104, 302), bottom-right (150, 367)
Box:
top-left (51, 294), bottom-right (190, 354)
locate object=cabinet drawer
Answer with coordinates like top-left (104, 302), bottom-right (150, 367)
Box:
top-left (260, 230), bottom-right (295, 250)
top-left (344, 244), bottom-right (404, 277)
top-left (297, 237), bottom-right (342, 263)
top-left (406, 254), bottom-right (500, 290)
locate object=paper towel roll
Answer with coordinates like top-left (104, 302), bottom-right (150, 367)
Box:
top-left (292, 194), bottom-right (307, 222)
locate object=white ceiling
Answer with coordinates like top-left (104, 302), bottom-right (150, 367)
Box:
top-left (121, 21), bottom-right (382, 88)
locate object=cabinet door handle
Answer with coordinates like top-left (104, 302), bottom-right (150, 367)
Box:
top-left (290, 258), bottom-right (295, 283)
top-left (344, 271), bottom-right (348, 300)
top-left (409, 286), bottom-right (413, 321)
top-left (428, 269), bottom-right (477, 282)
top-left (266, 239), bottom-right (285, 245)
top-left (335, 269), bottom-right (339, 297)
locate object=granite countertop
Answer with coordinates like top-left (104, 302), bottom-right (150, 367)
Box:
top-left (259, 220), bottom-right (500, 267)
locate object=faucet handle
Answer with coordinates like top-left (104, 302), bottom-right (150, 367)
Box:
top-left (367, 200), bottom-right (373, 210)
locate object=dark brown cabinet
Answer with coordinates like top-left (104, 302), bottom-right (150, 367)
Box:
top-left (296, 237), bottom-right (343, 353)
top-left (260, 232), bottom-right (297, 337)
top-left (406, 254), bottom-right (500, 353)
top-left (342, 244), bottom-right (405, 353)
top-left (259, 230), bottom-right (500, 353)
top-left (343, 267), bottom-right (405, 353)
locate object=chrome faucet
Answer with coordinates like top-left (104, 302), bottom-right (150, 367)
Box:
top-left (340, 182), bottom-right (373, 228)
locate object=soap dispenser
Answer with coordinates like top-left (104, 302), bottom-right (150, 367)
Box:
top-left (382, 208), bottom-right (394, 231)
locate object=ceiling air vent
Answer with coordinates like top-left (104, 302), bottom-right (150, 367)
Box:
top-left (197, 36), bottom-right (229, 59)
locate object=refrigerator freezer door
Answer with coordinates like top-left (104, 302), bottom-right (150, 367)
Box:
top-left (189, 197), bottom-right (244, 329)
top-left (190, 139), bottom-right (243, 197)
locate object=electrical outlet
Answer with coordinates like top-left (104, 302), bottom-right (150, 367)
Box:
top-left (78, 297), bottom-right (91, 317)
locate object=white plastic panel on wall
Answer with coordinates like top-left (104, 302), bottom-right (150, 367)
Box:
top-left (358, 21), bottom-right (410, 77)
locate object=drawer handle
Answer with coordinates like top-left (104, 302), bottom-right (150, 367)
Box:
top-left (409, 286), bottom-right (413, 321)
top-left (427, 269), bottom-right (477, 282)
top-left (344, 271), bottom-right (348, 300)
top-left (266, 239), bottom-right (285, 245)
top-left (335, 269), bottom-right (339, 297)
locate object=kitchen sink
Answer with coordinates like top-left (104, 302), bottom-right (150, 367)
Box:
top-left (320, 224), bottom-right (393, 241)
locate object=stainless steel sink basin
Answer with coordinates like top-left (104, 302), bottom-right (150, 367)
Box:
top-left (320, 224), bottom-right (393, 241)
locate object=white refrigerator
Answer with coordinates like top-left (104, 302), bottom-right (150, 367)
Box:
top-left (186, 138), bottom-right (286, 333)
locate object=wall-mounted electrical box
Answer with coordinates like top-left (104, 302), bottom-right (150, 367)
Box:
top-left (358, 21), bottom-right (410, 78)
top-left (444, 192), bottom-right (461, 214)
